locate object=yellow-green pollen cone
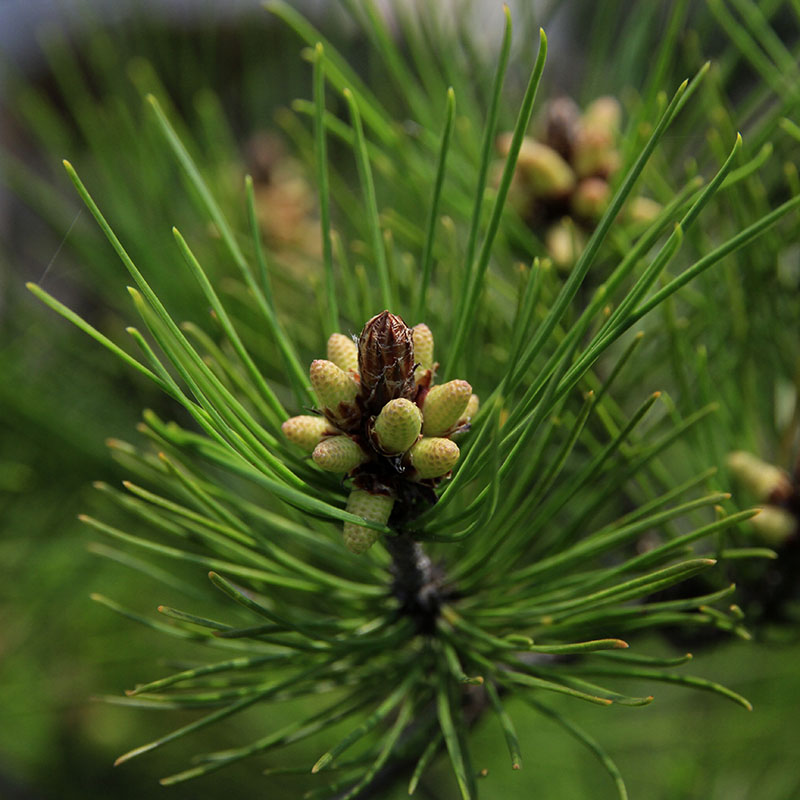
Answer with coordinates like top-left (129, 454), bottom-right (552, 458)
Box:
top-left (498, 133), bottom-right (576, 197)
top-left (373, 398), bottom-right (422, 454)
top-left (463, 393), bottom-right (480, 421)
top-left (281, 415), bottom-right (337, 452)
top-left (727, 451), bottom-right (792, 502)
top-left (343, 489), bottom-right (394, 554)
top-left (571, 177), bottom-right (610, 220)
top-left (309, 359), bottom-right (358, 413)
top-left (313, 435), bottom-right (367, 473)
top-left (750, 506), bottom-right (797, 545)
top-left (412, 323), bottom-right (435, 382)
top-left (580, 95), bottom-right (621, 139)
top-left (573, 101), bottom-right (621, 179)
top-left (546, 218), bottom-right (585, 271)
top-left (422, 380), bottom-right (472, 436)
top-left (626, 196), bottom-right (662, 225)
top-left (326, 333), bottom-right (359, 373)
top-left (451, 393), bottom-right (480, 440)
top-left (408, 437), bottom-right (460, 479)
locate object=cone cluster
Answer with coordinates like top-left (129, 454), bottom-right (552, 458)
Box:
top-left (282, 311), bottom-right (478, 553)
top-left (727, 451), bottom-right (798, 545)
top-left (498, 95), bottom-right (660, 270)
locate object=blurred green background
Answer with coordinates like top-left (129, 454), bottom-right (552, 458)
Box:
top-left (2, 1), bottom-right (799, 798)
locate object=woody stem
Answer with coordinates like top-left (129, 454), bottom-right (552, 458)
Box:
top-left (384, 532), bottom-right (444, 634)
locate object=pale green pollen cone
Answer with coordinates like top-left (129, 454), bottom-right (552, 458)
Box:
top-left (310, 359), bottom-right (359, 411)
top-left (581, 95), bottom-right (622, 137)
top-left (546, 218), bottom-right (585, 272)
top-left (282, 415), bottom-right (337, 452)
top-left (571, 177), bottom-right (610, 220)
top-left (626, 196), bottom-right (662, 224)
top-left (343, 489), bottom-right (394, 554)
top-left (373, 398), bottom-right (422, 454)
top-left (326, 333), bottom-right (359, 374)
top-left (463, 393), bottom-right (480, 420)
top-left (452, 394), bottom-right (480, 439)
top-left (412, 323), bottom-right (434, 372)
top-left (727, 451), bottom-right (792, 502)
top-left (498, 133), bottom-right (576, 197)
top-left (572, 97), bottom-right (622, 180)
top-left (313, 435), bottom-right (367, 473)
top-left (750, 506), bottom-right (797, 545)
top-left (422, 380), bottom-right (472, 436)
top-left (408, 436), bottom-right (460, 479)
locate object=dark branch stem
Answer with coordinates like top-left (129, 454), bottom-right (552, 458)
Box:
top-left (384, 532), bottom-right (445, 634)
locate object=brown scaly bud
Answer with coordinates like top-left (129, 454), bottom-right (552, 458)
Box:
top-left (357, 311), bottom-right (416, 414)
top-left (544, 96), bottom-right (581, 159)
top-left (282, 415), bottom-right (338, 452)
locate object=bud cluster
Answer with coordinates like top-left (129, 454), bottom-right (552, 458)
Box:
top-left (727, 451), bottom-right (799, 544)
top-left (282, 311), bottom-right (478, 553)
top-left (497, 96), bottom-right (660, 270)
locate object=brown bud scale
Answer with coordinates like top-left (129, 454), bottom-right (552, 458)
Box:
top-left (357, 311), bottom-right (416, 414)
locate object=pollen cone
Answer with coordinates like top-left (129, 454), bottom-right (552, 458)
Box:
top-left (343, 489), bottom-right (393, 554)
top-left (312, 436), bottom-right (367, 473)
top-left (408, 437), bottom-right (460, 479)
top-left (422, 380), bottom-right (472, 436)
top-left (282, 415), bottom-right (335, 452)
